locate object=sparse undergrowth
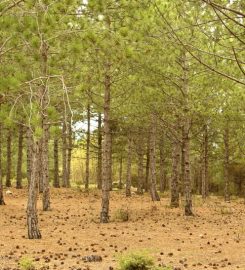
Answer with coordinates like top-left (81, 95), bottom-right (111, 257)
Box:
top-left (117, 251), bottom-right (172, 270)
top-left (19, 257), bottom-right (36, 270)
top-left (113, 208), bottom-right (129, 222)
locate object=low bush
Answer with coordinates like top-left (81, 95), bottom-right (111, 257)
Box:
top-left (114, 208), bottom-right (129, 222)
top-left (117, 251), bottom-right (172, 270)
top-left (19, 257), bottom-right (35, 270)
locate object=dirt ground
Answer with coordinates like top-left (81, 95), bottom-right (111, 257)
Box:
top-left (0, 188), bottom-right (245, 270)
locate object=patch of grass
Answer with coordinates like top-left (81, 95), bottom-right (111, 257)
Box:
top-left (113, 208), bottom-right (129, 222)
top-left (117, 251), bottom-right (172, 270)
top-left (19, 257), bottom-right (35, 270)
top-left (118, 251), bottom-right (154, 270)
top-left (220, 206), bottom-right (233, 215)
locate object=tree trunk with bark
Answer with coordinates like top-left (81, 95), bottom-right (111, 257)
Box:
top-left (53, 138), bottom-right (60, 188)
top-left (26, 127), bottom-right (33, 187)
top-left (171, 142), bottom-right (180, 208)
top-left (62, 119), bottom-right (68, 187)
top-left (27, 137), bottom-right (42, 239)
top-left (224, 123), bottom-right (230, 202)
top-left (67, 116), bottom-right (72, 188)
top-left (125, 137), bottom-right (132, 197)
top-left (183, 125), bottom-right (193, 215)
top-left (149, 114), bottom-right (160, 201)
top-left (16, 124), bottom-right (24, 189)
top-left (180, 131), bottom-right (185, 196)
top-left (40, 40), bottom-right (50, 211)
top-left (181, 52), bottom-right (193, 216)
top-left (119, 154), bottom-right (123, 189)
top-left (145, 136), bottom-right (150, 192)
top-left (201, 124), bottom-right (209, 200)
top-left (0, 121), bottom-right (5, 205)
top-left (38, 145), bottom-right (44, 193)
top-left (97, 113), bottom-right (102, 189)
top-left (100, 61), bottom-right (112, 223)
top-left (137, 136), bottom-right (144, 195)
top-left (85, 104), bottom-right (90, 191)
top-left (5, 129), bottom-right (12, 188)
top-left (159, 138), bottom-right (166, 193)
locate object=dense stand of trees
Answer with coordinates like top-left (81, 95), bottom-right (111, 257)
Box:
top-left (0, 0), bottom-right (244, 238)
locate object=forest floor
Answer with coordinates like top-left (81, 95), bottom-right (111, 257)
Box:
top-left (0, 188), bottom-right (245, 270)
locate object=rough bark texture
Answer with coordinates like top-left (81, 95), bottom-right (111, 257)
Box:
top-left (40, 40), bottom-right (50, 211)
top-left (119, 155), bottom-right (123, 189)
top-left (27, 138), bottom-right (42, 239)
top-left (85, 104), bottom-right (90, 191)
top-left (5, 129), bottom-right (12, 188)
top-left (53, 138), bottom-right (60, 188)
top-left (145, 136), bottom-right (150, 192)
top-left (26, 127), bottom-right (33, 187)
top-left (149, 114), bottom-right (160, 201)
top-left (62, 119), bottom-right (68, 187)
top-left (108, 132), bottom-right (113, 191)
top-left (224, 123), bottom-right (230, 202)
top-left (159, 138), bottom-right (166, 193)
top-left (0, 121), bottom-right (5, 205)
top-left (125, 137), bottom-right (132, 197)
top-left (181, 52), bottom-right (193, 216)
top-left (97, 113), bottom-right (102, 190)
top-left (100, 62), bottom-right (111, 223)
top-left (16, 124), bottom-right (24, 189)
top-left (180, 130), bottom-right (185, 195)
top-left (38, 145), bottom-right (44, 193)
top-left (67, 117), bottom-right (72, 188)
top-left (171, 142), bottom-right (180, 208)
top-left (137, 137), bottom-right (144, 195)
top-left (201, 124), bottom-right (209, 199)
top-left (183, 125), bottom-right (193, 215)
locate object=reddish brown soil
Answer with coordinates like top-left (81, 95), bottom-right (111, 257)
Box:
top-left (0, 188), bottom-right (244, 270)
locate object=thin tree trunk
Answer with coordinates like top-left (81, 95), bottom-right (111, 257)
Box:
top-left (137, 136), bottom-right (144, 195)
top-left (125, 137), bottom-right (132, 197)
top-left (145, 136), bottom-right (150, 192)
top-left (159, 138), bottom-right (166, 193)
top-left (26, 127), bottom-right (33, 187)
top-left (85, 104), bottom-right (90, 191)
top-left (170, 142), bottom-right (180, 208)
top-left (100, 61), bottom-right (111, 223)
top-left (181, 52), bottom-right (193, 216)
top-left (53, 138), bottom-right (60, 188)
top-left (5, 129), bottom-right (12, 188)
top-left (183, 126), bottom-right (193, 215)
top-left (180, 131), bottom-right (185, 196)
top-left (38, 144), bottom-right (44, 193)
top-left (201, 124), bottom-right (209, 199)
top-left (16, 124), bottom-right (24, 189)
top-left (0, 120), bottom-right (5, 205)
top-left (41, 109), bottom-right (50, 211)
top-left (67, 116), bottom-right (72, 188)
top-left (40, 40), bottom-right (50, 211)
top-left (119, 154), bottom-right (123, 189)
top-left (198, 151), bottom-right (202, 195)
top-left (27, 137), bottom-right (42, 239)
top-left (62, 119), bottom-right (68, 187)
top-left (149, 114), bottom-right (160, 201)
top-left (109, 133), bottom-right (113, 191)
top-left (97, 113), bottom-right (102, 189)
top-left (224, 123), bottom-right (230, 202)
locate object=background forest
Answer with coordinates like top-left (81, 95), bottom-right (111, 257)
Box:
top-left (0, 0), bottom-right (245, 240)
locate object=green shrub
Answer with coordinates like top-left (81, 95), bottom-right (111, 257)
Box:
top-left (118, 251), bottom-right (154, 270)
top-left (19, 257), bottom-right (35, 270)
top-left (114, 208), bottom-right (129, 222)
top-left (117, 251), bottom-right (172, 270)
